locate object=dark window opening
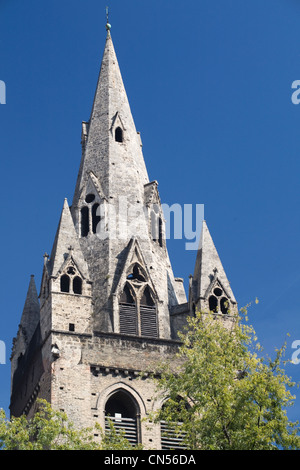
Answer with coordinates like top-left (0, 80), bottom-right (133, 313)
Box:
top-left (105, 390), bottom-right (139, 445)
top-left (141, 285), bottom-right (155, 306)
top-left (159, 217), bottom-right (163, 247)
top-left (115, 127), bottom-right (123, 143)
top-left (81, 206), bottom-right (89, 237)
top-left (209, 295), bottom-right (218, 313)
top-left (127, 264), bottom-right (146, 282)
top-left (151, 212), bottom-right (163, 247)
top-left (69, 323), bottom-right (75, 332)
top-left (120, 285), bottom-right (135, 304)
top-left (220, 297), bottom-right (229, 314)
top-left (73, 276), bottom-right (82, 295)
top-left (214, 287), bottom-right (223, 297)
top-left (85, 193), bottom-right (95, 203)
top-left (61, 274), bottom-right (70, 293)
top-left (92, 203), bottom-right (100, 234)
top-left (67, 267), bottom-right (76, 275)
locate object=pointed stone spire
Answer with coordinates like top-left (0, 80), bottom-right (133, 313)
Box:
top-left (20, 275), bottom-right (40, 343)
top-left (72, 28), bottom-right (149, 215)
top-left (48, 199), bottom-right (89, 278)
top-left (191, 220), bottom-right (236, 311)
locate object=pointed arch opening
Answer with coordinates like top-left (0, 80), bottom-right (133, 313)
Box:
top-left (115, 126), bottom-right (123, 143)
top-left (151, 211), bottom-right (163, 247)
top-left (220, 297), bottom-right (229, 314)
top-left (73, 276), bottom-right (82, 295)
top-left (159, 217), bottom-right (163, 247)
top-left (60, 274), bottom-right (70, 293)
top-left (151, 211), bottom-right (159, 241)
top-left (81, 206), bottom-right (89, 237)
top-left (105, 389), bottom-right (140, 445)
top-left (209, 295), bottom-right (218, 313)
top-left (160, 398), bottom-right (187, 450)
top-left (92, 203), bottom-right (100, 234)
top-left (140, 285), bottom-right (155, 306)
top-left (120, 284), bottom-right (135, 304)
top-left (119, 284), bottom-right (137, 335)
top-left (140, 285), bottom-right (158, 338)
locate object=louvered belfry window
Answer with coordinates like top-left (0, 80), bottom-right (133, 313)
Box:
top-left (119, 285), bottom-right (138, 335)
top-left (105, 390), bottom-right (139, 446)
top-left (160, 398), bottom-right (188, 450)
top-left (140, 286), bottom-right (158, 338)
top-left (119, 265), bottom-right (158, 338)
top-left (160, 421), bottom-right (186, 450)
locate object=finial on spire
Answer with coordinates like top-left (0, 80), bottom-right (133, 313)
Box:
top-left (105, 6), bottom-right (111, 33)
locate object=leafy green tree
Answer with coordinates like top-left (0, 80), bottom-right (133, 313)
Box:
top-left (151, 306), bottom-right (300, 450)
top-left (0, 399), bottom-right (140, 450)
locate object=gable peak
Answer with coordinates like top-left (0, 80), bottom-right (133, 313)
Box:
top-left (48, 198), bottom-right (89, 279)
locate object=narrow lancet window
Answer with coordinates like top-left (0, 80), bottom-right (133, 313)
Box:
top-left (119, 285), bottom-right (137, 335)
top-left (140, 285), bottom-right (158, 338)
top-left (209, 295), bottom-right (218, 313)
top-left (159, 217), bottom-right (163, 247)
top-left (73, 276), bottom-right (82, 295)
top-left (81, 206), bottom-right (89, 237)
top-left (115, 126), bottom-right (123, 143)
top-left (151, 210), bottom-right (163, 247)
top-left (220, 297), bottom-right (229, 314)
top-left (92, 203), bottom-right (100, 234)
top-left (61, 274), bottom-right (70, 293)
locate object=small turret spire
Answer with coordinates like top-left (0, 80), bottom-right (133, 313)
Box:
top-left (20, 275), bottom-right (40, 344)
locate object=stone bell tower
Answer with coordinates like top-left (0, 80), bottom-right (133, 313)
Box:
top-left (10, 21), bottom-right (237, 449)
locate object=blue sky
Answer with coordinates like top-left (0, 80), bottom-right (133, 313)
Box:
top-left (1, 0), bottom-right (300, 424)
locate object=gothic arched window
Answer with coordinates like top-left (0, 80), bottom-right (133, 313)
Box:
top-left (209, 295), bottom-right (218, 313)
top-left (220, 297), bottom-right (229, 314)
top-left (115, 126), bottom-right (123, 143)
top-left (158, 217), bottom-right (163, 247)
top-left (61, 274), bottom-right (70, 293)
top-left (92, 203), bottom-right (100, 234)
top-left (151, 210), bottom-right (163, 247)
top-left (160, 398), bottom-right (187, 450)
top-left (119, 285), bottom-right (138, 335)
top-left (73, 276), bottom-right (82, 295)
top-left (208, 287), bottom-right (230, 315)
top-left (81, 206), bottom-right (89, 237)
top-left (105, 390), bottom-right (140, 445)
top-left (140, 285), bottom-right (158, 338)
top-left (81, 194), bottom-right (102, 237)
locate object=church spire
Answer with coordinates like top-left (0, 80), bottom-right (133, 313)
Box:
top-left (20, 275), bottom-right (40, 344)
top-left (191, 220), bottom-right (237, 315)
top-left (48, 198), bottom-right (89, 279)
top-left (72, 25), bottom-right (149, 215)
